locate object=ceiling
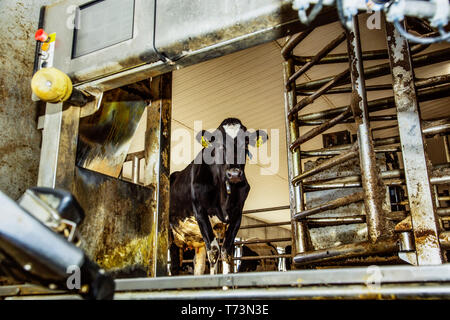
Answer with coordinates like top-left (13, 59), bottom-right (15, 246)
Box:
top-left (127, 17), bottom-right (450, 229)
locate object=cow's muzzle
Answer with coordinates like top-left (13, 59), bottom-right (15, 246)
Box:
top-left (226, 168), bottom-right (243, 183)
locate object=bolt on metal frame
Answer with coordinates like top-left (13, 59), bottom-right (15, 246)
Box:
top-left (282, 14), bottom-right (450, 267)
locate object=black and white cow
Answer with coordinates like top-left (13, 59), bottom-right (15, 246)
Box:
top-left (169, 118), bottom-right (267, 275)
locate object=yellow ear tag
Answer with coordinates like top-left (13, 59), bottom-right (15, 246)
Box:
top-left (256, 136), bottom-right (263, 148)
top-left (201, 136), bottom-right (210, 148)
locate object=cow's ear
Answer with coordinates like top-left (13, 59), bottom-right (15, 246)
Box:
top-left (195, 130), bottom-right (213, 148)
top-left (248, 130), bottom-right (268, 148)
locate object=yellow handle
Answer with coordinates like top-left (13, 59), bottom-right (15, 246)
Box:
top-left (31, 67), bottom-right (72, 103)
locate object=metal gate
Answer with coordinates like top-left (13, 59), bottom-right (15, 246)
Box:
top-left (282, 14), bottom-right (450, 268)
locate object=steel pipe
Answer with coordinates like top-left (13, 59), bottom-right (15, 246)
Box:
top-left (295, 48), bottom-right (450, 92)
top-left (239, 221), bottom-right (291, 229)
top-left (297, 83), bottom-right (393, 95)
top-left (286, 32), bottom-right (346, 87)
top-left (305, 215), bottom-right (366, 228)
top-left (444, 135), bottom-right (450, 163)
top-left (281, 28), bottom-right (314, 60)
top-left (440, 232), bottom-right (450, 250)
top-left (234, 238), bottom-right (291, 245)
top-left (347, 15), bottom-right (386, 243)
top-left (283, 59), bottom-right (310, 255)
top-left (288, 68), bottom-right (350, 120)
top-left (292, 143), bottom-right (359, 185)
top-left (301, 145), bottom-right (400, 158)
top-left (385, 20), bottom-right (443, 265)
top-left (293, 191), bottom-right (364, 220)
top-left (300, 115), bottom-right (397, 126)
top-left (232, 254), bottom-right (292, 261)
top-left (132, 155), bottom-right (140, 184)
top-left (437, 208), bottom-right (450, 217)
top-left (302, 164), bottom-right (450, 190)
top-left (298, 84), bottom-right (450, 123)
top-left (296, 74), bottom-right (450, 95)
top-left (290, 108), bottom-right (352, 150)
top-left (293, 238), bottom-right (399, 265)
top-left (293, 43), bottom-right (430, 65)
top-left (243, 205), bottom-right (290, 215)
top-left (299, 118), bottom-right (449, 158)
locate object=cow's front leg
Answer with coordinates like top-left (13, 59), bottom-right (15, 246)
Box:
top-left (194, 207), bottom-right (220, 273)
top-left (221, 215), bottom-right (243, 274)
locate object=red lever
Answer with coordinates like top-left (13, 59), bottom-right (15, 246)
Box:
top-left (35, 29), bottom-right (48, 42)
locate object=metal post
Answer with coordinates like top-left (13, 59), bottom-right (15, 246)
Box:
top-left (144, 73), bottom-right (173, 276)
top-left (38, 102), bottom-right (81, 191)
top-left (385, 19), bottom-right (443, 265)
top-left (283, 59), bottom-right (310, 257)
top-left (132, 155), bottom-right (140, 184)
top-left (346, 15), bottom-right (387, 243)
top-left (443, 135), bottom-right (450, 163)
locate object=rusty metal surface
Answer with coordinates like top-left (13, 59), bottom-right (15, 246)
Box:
top-left (297, 74), bottom-right (450, 96)
top-left (297, 84), bottom-right (450, 123)
top-left (302, 164), bottom-right (450, 190)
top-left (347, 15), bottom-right (387, 244)
top-left (293, 238), bottom-right (399, 265)
top-left (142, 73), bottom-right (172, 277)
top-left (286, 32), bottom-right (346, 87)
top-left (295, 47), bottom-right (450, 92)
top-left (287, 68), bottom-right (350, 120)
top-left (440, 232), bottom-right (450, 250)
top-left (290, 108), bottom-right (352, 151)
top-left (294, 191), bottom-right (365, 220)
top-left (281, 28), bottom-right (314, 60)
top-left (283, 59), bottom-right (311, 257)
top-left (74, 166), bottom-right (155, 277)
top-left (385, 20), bottom-right (443, 265)
top-left (76, 81), bottom-right (149, 178)
top-left (292, 143), bottom-right (359, 185)
top-left (292, 42), bottom-right (430, 65)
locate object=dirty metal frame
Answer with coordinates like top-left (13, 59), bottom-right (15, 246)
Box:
top-left (281, 12), bottom-right (450, 268)
top-left (2, 264), bottom-right (450, 299)
top-left (33, 1), bottom-right (340, 283)
top-left (37, 75), bottom-right (172, 277)
top-left (384, 20), bottom-right (443, 265)
top-left (25, 1), bottom-right (450, 299)
top-left (346, 14), bottom-right (387, 244)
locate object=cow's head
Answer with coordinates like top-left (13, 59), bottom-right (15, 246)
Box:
top-left (195, 118), bottom-right (268, 187)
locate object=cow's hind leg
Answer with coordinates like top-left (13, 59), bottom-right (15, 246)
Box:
top-left (194, 245), bottom-right (207, 275)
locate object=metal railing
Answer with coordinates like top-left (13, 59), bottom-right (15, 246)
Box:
top-left (282, 14), bottom-right (450, 267)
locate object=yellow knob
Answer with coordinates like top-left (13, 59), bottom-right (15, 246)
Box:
top-left (31, 67), bottom-right (73, 103)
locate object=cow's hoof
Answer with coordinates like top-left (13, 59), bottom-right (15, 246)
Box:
top-left (221, 248), bottom-right (233, 264)
top-left (207, 239), bottom-right (220, 265)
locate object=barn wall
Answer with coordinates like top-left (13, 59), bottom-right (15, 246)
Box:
top-left (0, 1), bottom-right (57, 200)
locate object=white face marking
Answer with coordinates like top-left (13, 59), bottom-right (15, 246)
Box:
top-left (223, 124), bottom-right (241, 139)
